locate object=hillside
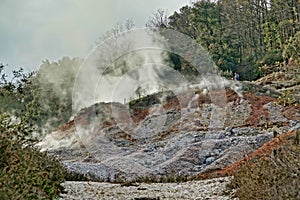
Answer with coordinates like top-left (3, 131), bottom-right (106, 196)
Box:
top-left (2, 0), bottom-right (300, 199)
top-left (38, 79), bottom-right (299, 183)
top-left (255, 61), bottom-right (300, 101)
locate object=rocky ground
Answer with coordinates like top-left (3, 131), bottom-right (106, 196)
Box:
top-left (59, 177), bottom-right (236, 200)
top-left (37, 78), bottom-right (299, 199)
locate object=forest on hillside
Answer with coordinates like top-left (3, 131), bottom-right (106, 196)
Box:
top-left (148, 0), bottom-right (300, 80)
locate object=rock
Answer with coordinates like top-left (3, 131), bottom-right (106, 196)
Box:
top-left (290, 120), bottom-right (298, 127)
top-left (38, 85), bottom-right (298, 182)
top-left (263, 102), bottom-right (288, 123)
top-left (212, 149), bottom-right (221, 156)
top-left (206, 157), bottom-right (216, 165)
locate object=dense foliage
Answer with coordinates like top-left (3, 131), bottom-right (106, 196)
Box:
top-left (0, 91), bottom-right (65, 199)
top-left (149, 0), bottom-right (300, 80)
top-left (0, 57), bottom-right (82, 136)
top-left (0, 130), bottom-right (66, 199)
top-left (0, 60), bottom-right (82, 199)
top-left (229, 137), bottom-right (300, 199)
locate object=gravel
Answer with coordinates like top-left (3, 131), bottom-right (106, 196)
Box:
top-left (59, 177), bottom-right (237, 200)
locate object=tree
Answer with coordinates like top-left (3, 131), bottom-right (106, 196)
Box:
top-left (283, 31), bottom-right (300, 63)
top-left (33, 57), bottom-right (83, 132)
top-left (191, 0), bottom-right (241, 72)
top-left (146, 9), bottom-right (169, 30)
top-left (0, 64), bottom-right (68, 200)
top-left (161, 1), bottom-right (241, 76)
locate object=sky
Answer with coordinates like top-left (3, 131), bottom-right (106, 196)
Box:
top-left (0, 0), bottom-right (192, 73)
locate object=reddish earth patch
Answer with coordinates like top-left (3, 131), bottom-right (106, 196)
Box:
top-left (283, 104), bottom-right (300, 121)
top-left (110, 131), bottom-right (136, 142)
top-left (163, 95), bottom-right (181, 111)
top-left (128, 89), bottom-right (240, 127)
top-left (226, 89), bottom-right (240, 103)
top-left (101, 119), bottom-right (117, 128)
top-left (198, 131), bottom-right (297, 179)
top-left (130, 108), bottom-right (149, 124)
top-left (57, 120), bottom-right (75, 132)
top-left (197, 89), bottom-right (239, 106)
top-left (130, 93), bottom-right (182, 124)
top-left (243, 93), bottom-right (276, 126)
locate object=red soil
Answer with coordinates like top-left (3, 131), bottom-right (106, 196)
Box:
top-left (243, 93), bottom-right (275, 126)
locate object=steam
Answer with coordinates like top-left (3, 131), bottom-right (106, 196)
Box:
top-left (37, 131), bottom-right (79, 152)
top-left (73, 29), bottom-right (172, 113)
top-left (39, 28), bottom-right (231, 151)
top-left (231, 81), bottom-right (244, 100)
top-left (187, 93), bottom-right (200, 112)
top-left (72, 28), bottom-right (220, 114)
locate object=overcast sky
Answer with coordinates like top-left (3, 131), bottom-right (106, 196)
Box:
top-left (0, 0), bottom-right (192, 73)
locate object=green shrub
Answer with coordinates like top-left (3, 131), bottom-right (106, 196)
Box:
top-left (275, 90), bottom-right (297, 108)
top-left (229, 139), bottom-right (300, 199)
top-left (219, 69), bottom-right (233, 79)
top-left (0, 131), bottom-right (66, 199)
top-left (0, 63), bottom-right (93, 199)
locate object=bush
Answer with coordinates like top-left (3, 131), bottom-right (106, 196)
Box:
top-left (219, 70), bottom-right (233, 79)
top-left (0, 112), bottom-right (89, 199)
top-left (0, 131), bottom-right (66, 199)
top-left (229, 139), bottom-right (300, 199)
top-left (0, 63), bottom-right (89, 199)
top-left (275, 90), bottom-right (297, 108)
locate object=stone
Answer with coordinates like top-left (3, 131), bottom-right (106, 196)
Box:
top-left (205, 157), bottom-right (216, 165)
top-left (38, 84), bottom-right (298, 182)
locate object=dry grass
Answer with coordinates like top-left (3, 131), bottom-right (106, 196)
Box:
top-left (228, 133), bottom-right (300, 199)
top-left (0, 128), bottom-right (88, 199)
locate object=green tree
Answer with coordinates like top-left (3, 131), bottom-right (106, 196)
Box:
top-left (0, 64), bottom-right (69, 199)
top-left (283, 31), bottom-right (300, 63)
top-left (147, 0), bottom-right (300, 80)
top-left (191, 0), bottom-right (241, 72)
top-left (162, 1), bottom-right (241, 76)
top-left (33, 57), bottom-right (82, 133)
top-left (0, 64), bottom-right (38, 140)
